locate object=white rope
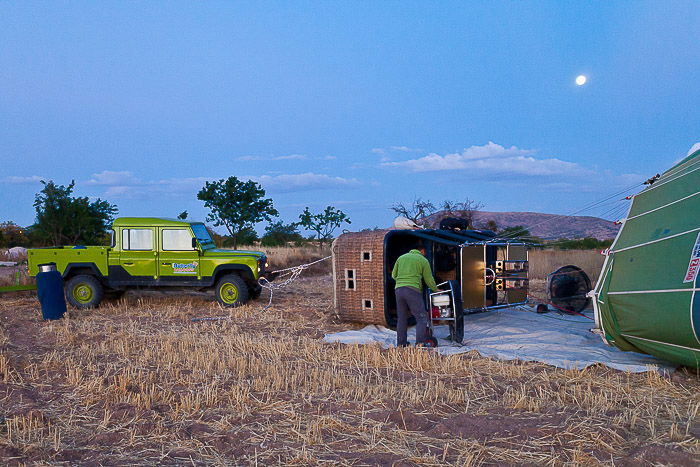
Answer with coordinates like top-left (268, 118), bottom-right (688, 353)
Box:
top-left (258, 255), bottom-right (332, 311)
top-left (191, 255), bottom-right (332, 321)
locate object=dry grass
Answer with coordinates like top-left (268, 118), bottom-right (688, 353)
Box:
top-left (1, 276), bottom-right (698, 465)
top-left (529, 249), bottom-right (605, 284)
top-left (251, 244), bottom-right (333, 275)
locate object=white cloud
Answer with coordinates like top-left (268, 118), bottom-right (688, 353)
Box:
top-left (86, 171), bottom-right (140, 186)
top-left (103, 185), bottom-right (135, 197)
top-left (274, 154), bottom-right (307, 160)
top-left (382, 142), bottom-right (588, 177)
top-left (236, 154), bottom-right (308, 161)
top-left (3, 175), bottom-right (45, 184)
top-left (389, 145), bottom-right (422, 152)
top-left (688, 142), bottom-right (700, 157)
top-left (82, 171), bottom-right (358, 198)
top-left (373, 146), bottom-right (423, 155)
top-left (320, 155), bottom-right (337, 160)
top-left (85, 173), bottom-right (209, 199)
top-left (251, 173), bottom-right (360, 192)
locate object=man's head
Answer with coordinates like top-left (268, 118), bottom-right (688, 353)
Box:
top-left (412, 241), bottom-right (426, 255)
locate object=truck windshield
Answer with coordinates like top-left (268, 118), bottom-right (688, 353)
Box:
top-left (190, 224), bottom-right (215, 248)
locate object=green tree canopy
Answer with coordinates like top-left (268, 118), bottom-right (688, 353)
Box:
top-left (498, 225), bottom-right (542, 244)
top-left (550, 237), bottom-right (613, 250)
top-left (298, 206), bottom-right (351, 245)
top-left (197, 176), bottom-right (278, 249)
top-left (32, 180), bottom-right (118, 246)
top-left (0, 221), bottom-right (30, 248)
top-left (261, 220), bottom-right (304, 246)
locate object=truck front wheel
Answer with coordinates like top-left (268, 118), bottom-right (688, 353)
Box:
top-left (65, 275), bottom-right (104, 309)
top-left (215, 274), bottom-right (249, 307)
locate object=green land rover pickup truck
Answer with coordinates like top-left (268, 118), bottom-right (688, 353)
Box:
top-left (28, 217), bottom-right (267, 309)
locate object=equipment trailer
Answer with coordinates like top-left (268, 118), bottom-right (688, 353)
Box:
top-left (332, 228), bottom-right (530, 343)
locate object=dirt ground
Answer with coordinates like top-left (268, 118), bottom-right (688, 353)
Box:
top-left (1, 275), bottom-right (699, 465)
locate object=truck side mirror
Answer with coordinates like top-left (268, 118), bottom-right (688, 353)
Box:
top-left (192, 238), bottom-right (198, 249)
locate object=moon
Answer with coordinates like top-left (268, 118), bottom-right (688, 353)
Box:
top-left (575, 75), bottom-right (587, 86)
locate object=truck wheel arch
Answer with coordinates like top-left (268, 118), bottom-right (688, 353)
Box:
top-left (212, 265), bottom-right (254, 283)
top-left (63, 263), bottom-right (104, 280)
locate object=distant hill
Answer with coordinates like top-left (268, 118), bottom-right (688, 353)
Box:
top-left (422, 211), bottom-right (619, 240)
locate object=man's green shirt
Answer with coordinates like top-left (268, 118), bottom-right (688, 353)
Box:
top-left (391, 249), bottom-right (439, 292)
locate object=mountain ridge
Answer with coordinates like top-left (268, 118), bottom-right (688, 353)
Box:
top-left (421, 210), bottom-right (619, 240)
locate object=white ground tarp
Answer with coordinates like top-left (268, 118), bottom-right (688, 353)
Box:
top-left (324, 307), bottom-right (676, 373)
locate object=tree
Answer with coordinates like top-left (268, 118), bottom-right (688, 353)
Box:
top-left (32, 180), bottom-right (118, 246)
top-left (482, 219), bottom-right (499, 232)
top-left (177, 210), bottom-right (188, 220)
top-left (0, 221), bottom-right (30, 247)
top-left (498, 225), bottom-right (542, 244)
top-left (197, 176), bottom-right (278, 249)
top-left (298, 206), bottom-right (351, 245)
top-left (219, 227), bottom-right (259, 247)
top-left (261, 221), bottom-right (304, 246)
top-left (437, 199), bottom-right (484, 228)
top-left (551, 237), bottom-right (613, 250)
top-left (390, 198), bottom-right (436, 225)
top-left (390, 197), bottom-right (484, 228)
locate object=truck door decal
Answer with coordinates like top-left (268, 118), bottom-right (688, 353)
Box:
top-left (173, 261), bottom-right (198, 274)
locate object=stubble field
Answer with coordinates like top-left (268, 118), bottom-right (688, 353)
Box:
top-left (1, 247), bottom-right (699, 465)
top-left (1, 271), bottom-right (699, 466)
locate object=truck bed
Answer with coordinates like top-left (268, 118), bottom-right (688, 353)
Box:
top-left (28, 246), bottom-right (110, 277)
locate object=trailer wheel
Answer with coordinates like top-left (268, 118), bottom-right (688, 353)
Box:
top-left (447, 279), bottom-right (464, 343)
top-left (424, 336), bottom-right (438, 348)
top-left (215, 274), bottom-right (249, 307)
top-left (65, 274), bottom-right (104, 309)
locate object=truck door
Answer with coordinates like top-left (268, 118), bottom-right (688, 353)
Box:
top-left (120, 227), bottom-right (158, 280)
top-left (158, 228), bottom-right (200, 281)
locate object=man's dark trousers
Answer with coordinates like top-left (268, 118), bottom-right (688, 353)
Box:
top-left (395, 286), bottom-right (428, 346)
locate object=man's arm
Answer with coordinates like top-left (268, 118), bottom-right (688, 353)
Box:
top-left (392, 260), bottom-right (399, 280)
top-left (421, 258), bottom-right (439, 292)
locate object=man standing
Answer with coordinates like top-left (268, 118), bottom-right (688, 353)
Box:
top-left (391, 242), bottom-right (439, 347)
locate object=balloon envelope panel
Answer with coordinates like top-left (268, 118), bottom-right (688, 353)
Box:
top-left (595, 149), bottom-right (700, 368)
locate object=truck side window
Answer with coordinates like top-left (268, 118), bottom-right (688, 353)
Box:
top-left (162, 229), bottom-right (195, 251)
top-left (122, 229), bottom-right (153, 251)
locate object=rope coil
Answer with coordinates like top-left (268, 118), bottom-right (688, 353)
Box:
top-left (258, 255), bottom-right (332, 311)
top-left (191, 255), bottom-right (332, 321)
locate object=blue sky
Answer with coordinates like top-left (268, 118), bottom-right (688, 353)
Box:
top-left (1, 2), bottom-right (699, 234)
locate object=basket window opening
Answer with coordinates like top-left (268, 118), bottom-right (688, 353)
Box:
top-left (344, 269), bottom-right (356, 290)
top-left (361, 251), bottom-right (372, 261)
top-left (363, 299), bottom-right (373, 309)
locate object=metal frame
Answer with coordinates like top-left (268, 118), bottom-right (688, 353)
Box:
top-left (459, 241), bottom-right (530, 314)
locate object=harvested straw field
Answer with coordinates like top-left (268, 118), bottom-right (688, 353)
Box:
top-left (1, 273), bottom-right (699, 466)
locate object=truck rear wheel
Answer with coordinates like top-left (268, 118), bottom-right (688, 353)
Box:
top-left (65, 275), bottom-right (104, 309)
top-left (215, 274), bottom-right (249, 307)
